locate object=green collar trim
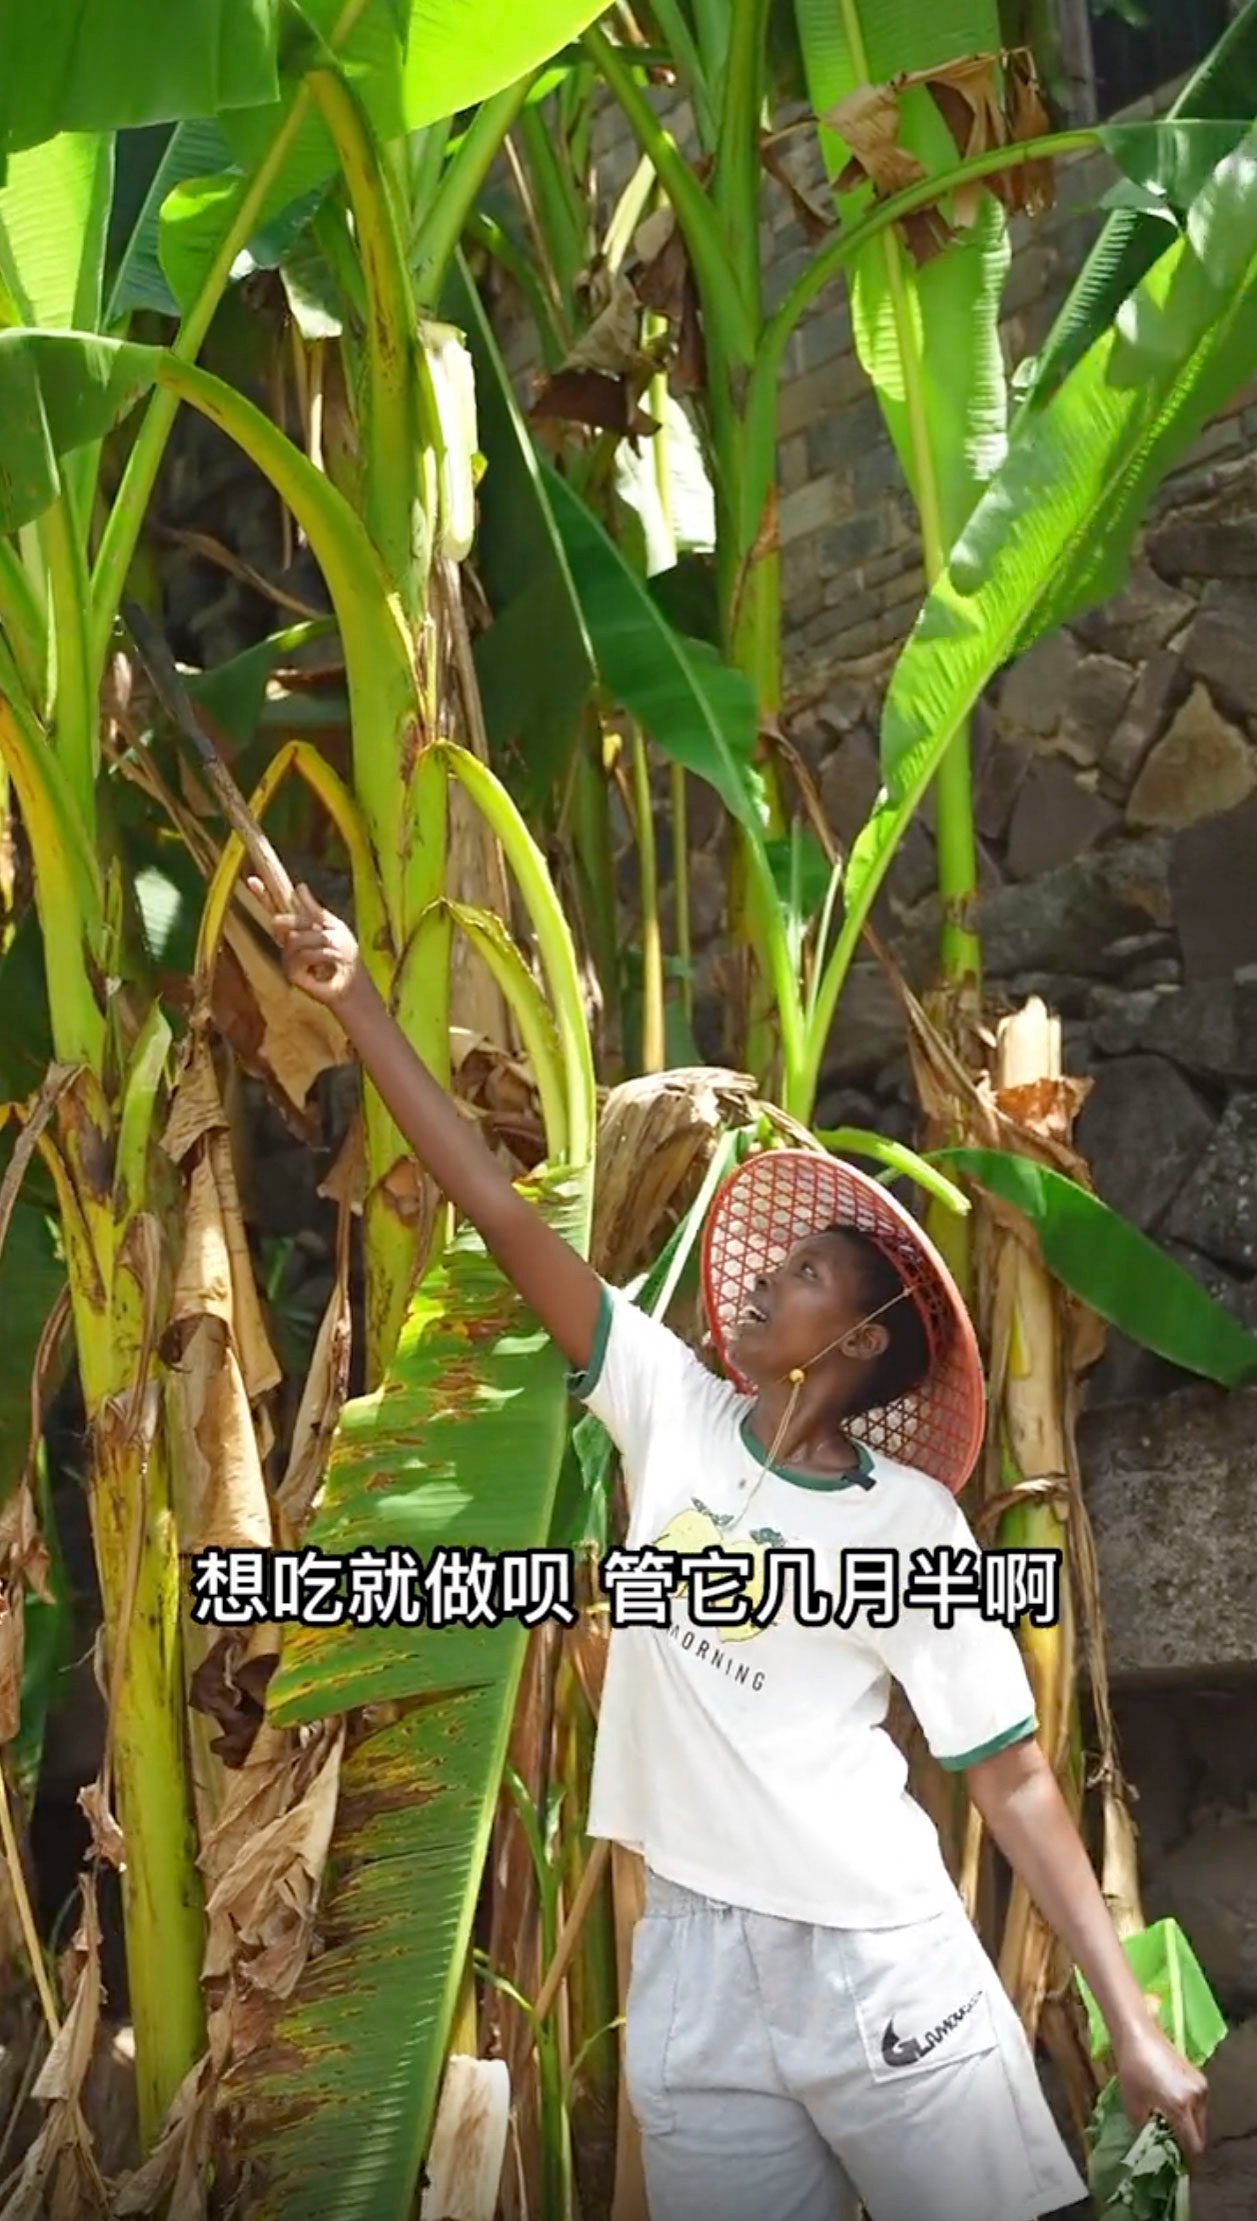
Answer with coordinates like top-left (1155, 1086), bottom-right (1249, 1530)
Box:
top-left (738, 1414), bottom-right (876, 1492)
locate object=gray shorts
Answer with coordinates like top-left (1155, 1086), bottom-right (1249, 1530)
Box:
top-left (624, 1868), bottom-right (1091, 2221)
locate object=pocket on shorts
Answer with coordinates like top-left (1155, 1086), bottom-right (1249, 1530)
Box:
top-left (624, 1912), bottom-right (682, 2136)
top-left (847, 1903), bottom-right (1000, 2089)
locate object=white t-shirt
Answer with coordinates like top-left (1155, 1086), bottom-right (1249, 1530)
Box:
top-left (570, 1283), bottom-right (1039, 1929)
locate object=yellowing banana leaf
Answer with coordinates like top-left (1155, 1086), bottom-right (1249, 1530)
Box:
top-left (248, 1164), bottom-right (589, 2220)
top-left (935, 1147), bottom-right (1257, 1389)
top-left (226, 1693), bottom-right (503, 2221)
top-left (268, 1164), bottom-right (591, 1722)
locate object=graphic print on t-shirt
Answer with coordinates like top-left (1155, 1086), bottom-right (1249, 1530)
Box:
top-left (650, 1498), bottom-right (791, 1645)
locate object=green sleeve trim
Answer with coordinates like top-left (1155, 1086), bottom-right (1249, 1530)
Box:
top-left (936, 1714), bottom-right (1038, 1772)
top-left (567, 1284), bottom-right (614, 1402)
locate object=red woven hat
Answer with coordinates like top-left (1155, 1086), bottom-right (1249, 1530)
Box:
top-left (701, 1148), bottom-right (985, 1496)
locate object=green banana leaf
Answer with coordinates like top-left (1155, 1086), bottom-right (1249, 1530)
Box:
top-left (0, 0), bottom-right (280, 163)
top-left (1077, 1921), bottom-right (1227, 2219)
top-left (1028, 0), bottom-right (1257, 403)
top-left (0, 133), bottom-right (115, 328)
top-left (846, 122), bottom-right (1257, 943)
top-left (106, 119), bottom-right (233, 320)
top-left (156, 0), bottom-right (611, 323)
top-left (443, 251), bottom-right (597, 808)
top-left (0, 130), bottom-right (116, 521)
top-left (934, 1147), bottom-right (1257, 1388)
top-left (250, 1166), bottom-right (589, 2219)
top-left (795, 0), bottom-right (1010, 547)
top-left (229, 1690), bottom-right (513, 2219)
top-left (543, 464), bottom-right (763, 831)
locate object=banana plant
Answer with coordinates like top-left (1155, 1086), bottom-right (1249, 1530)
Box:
top-left (461, 13), bottom-right (1249, 1118)
top-left (0, 0), bottom-right (607, 2189)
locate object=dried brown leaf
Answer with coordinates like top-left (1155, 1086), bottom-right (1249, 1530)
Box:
top-left (529, 369), bottom-right (657, 438)
top-left (569, 270), bottom-right (649, 376)
top-left (910, 53), bottom-right (1005, 162)
top-left (317, 1111), bottom-right (365, 1210)
top-left (114, 2056), bottom-right (214, 2221)
top-left (758, 139), bottom-right (834, 243)
top-left (189, 1633), bottom-right (278, 1771)
top-left (202, 1722), bottom-right (344, 2058)
top-left (379, 1152), bottom-right (432, 1231)
top-left (213, 921), bottom-right (349, 1131)
top-left (206, 1127), bottom-right (280, 1401)
top-left (827, 83), bottom-right (928, 197)
top-left (0, 1883), bottom-right (106, 2221)
top-left (1002, 48), bottom-right (1055, 215)
top-left (631, 210), bottom-right (692, 323)
top-left (167, 1042), bottom-right (280, 1400)
top-left (162, 1040), bottom-right (226, 1166)
top-left (77, 1781), bottom-right (125, 1871)
top-left (992, 1074), bottom-right (1092, 1153)
top-left (591, 1067), bottom-right (762, 1282)
top-left (0, 1480), bottom-right (53, 1744)
top-left (275, 1213), bottom-right (351, 1533)
top-left (168, 1318), bottom-right (273, 1555)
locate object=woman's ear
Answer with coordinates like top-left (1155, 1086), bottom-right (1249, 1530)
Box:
top-left (842, 1320), bottom-right (890, 1362)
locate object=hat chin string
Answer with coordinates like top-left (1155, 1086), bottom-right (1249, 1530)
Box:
top-left (755, 1287), bottom-right (914, 1479)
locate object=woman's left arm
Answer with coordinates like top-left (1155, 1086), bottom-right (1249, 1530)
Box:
top-left (966, 1735), bottom-right (1209, 2163)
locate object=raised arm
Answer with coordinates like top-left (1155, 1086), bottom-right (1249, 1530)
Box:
top-left (253, 880), bottom-right (603, 1372)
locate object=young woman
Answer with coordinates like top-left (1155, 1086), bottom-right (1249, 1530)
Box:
top-left (261, 880), bottom-right (1207, 2221)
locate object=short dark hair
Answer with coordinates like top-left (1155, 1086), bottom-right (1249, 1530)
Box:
top-left (823, 1223), bottom-right (931, 1418)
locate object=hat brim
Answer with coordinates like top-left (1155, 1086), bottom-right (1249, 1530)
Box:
top-left (700, 1148), bottom-right (985, 1496)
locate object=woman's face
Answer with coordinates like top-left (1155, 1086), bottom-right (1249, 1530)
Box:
top-left (728, 1229), bottom-right (876, 1387)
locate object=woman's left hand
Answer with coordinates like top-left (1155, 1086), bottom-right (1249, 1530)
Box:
top-left (1112, 2016), bottom-right (1208, 2164)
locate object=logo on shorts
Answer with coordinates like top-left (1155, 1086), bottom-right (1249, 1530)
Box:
top-left (881, 1989), bottom-right (982, 2068)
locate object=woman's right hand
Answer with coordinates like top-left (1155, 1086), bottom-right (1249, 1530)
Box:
top-left (248, 877), bottom-right (364, 1009)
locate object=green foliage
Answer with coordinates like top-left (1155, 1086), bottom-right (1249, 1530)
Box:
top-left (1077, 1922), bottom-right (1227, 2219)
top-left (241, 1167), bottom-right (590, 2214)
top-left (0, 1), bottom-right (281, 164)
top-left (268, 1168), bottom-right (590, 1724)
top-left (797, 0), bottom-right (1010, 546)
top-left (935, 1148), bottom-right (1257, 1388)
top-left (444, 253), bottom-right (597, 806)
top-left (1029, 0), bottom-right (1257, 402)
top-left (845, 125), bottom-right (1257, 968)
top-left (545, 466), bottom-right (763, 831)
top-left (0, 134), bottom-right (115, 328)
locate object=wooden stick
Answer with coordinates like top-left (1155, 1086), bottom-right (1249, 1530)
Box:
top-left (120, 600), bottom-right (295, 912)
top-left (532, 1835), bottom-right (610, 2025)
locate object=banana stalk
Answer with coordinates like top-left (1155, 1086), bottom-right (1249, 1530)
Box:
top-left (975, 1002), bottom-right (1113, 2120)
